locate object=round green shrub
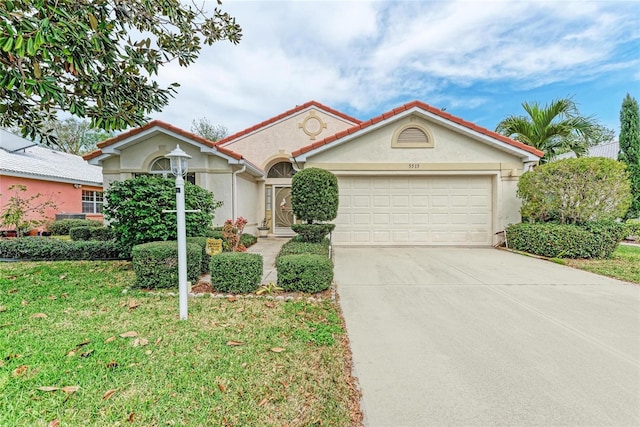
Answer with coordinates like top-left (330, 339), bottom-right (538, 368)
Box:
top-left (277, 238), bottom-right (330, 260)
top-left (131, 241), bottom-right (202, 289)
top-left (277, 254), bottom-right (333, 293)
top-left (291, 168), bottom-right (338, 223)
top-left (210, 252), bottom-right (263, 293)
top-left (291, 223), bottom-right (335, 243)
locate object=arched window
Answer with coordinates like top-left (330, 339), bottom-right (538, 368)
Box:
top-left (267, 161), bottom-right (295, 178)
top-left (139, 157), bottom-right (195, 184)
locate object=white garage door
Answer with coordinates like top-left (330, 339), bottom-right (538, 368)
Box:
top-left (333, 175), bottom-right (493, 246)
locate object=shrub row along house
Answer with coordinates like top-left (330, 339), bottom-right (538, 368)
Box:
top-left (0, 129), bottom-right (104, 234)
top-left (84, 100), bottom-right (542, 246)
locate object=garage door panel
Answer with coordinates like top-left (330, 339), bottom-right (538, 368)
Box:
top-left (335, 175), bottom-right (492, 246)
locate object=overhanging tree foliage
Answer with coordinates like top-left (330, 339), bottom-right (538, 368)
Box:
top-left (0, 0), bottom-right (241, 144)
top-left (618, 93), bottom-right (640, 219)
top-left (104, 175), bottom-right (222, 250)
top-left (517, 158), bottom-right (631, 224)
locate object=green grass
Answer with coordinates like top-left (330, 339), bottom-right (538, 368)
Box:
top-left (0, 261), bottom-right (355, 426)
top-left (565, 244), bottom-right (640, 284)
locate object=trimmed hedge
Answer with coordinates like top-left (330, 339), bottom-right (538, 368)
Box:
top-left (277, 254), bottom-right (333, 293)
top-left (277, 238), bottom-right (330, 260)
top-left (291, 223), bottom-right (335, 243)
top-left (131, 241), bottom-right (202, 289)
top-left (210, 252), bottom-right (263, 293)
top-left (48, 219), bottom-right (102, 235)
top-left (626, 219), bottom-right (640, 238)
top-left (0, 237), bottom-right (122, 260)
top-left (506, 221), bottom-right (627, 259)
top-left (186, 237), bottom-right (211, 275)
top-left (70, 226), bottom-right (116, 241)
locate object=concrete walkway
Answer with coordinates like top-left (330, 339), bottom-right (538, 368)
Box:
top-left (336, 247), bottom-right (640, 427)
top-left (246, 236), bottom-right (288, 284)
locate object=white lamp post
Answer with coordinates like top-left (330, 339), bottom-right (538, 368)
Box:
top-left (165, 145), bottom-right (191, 320)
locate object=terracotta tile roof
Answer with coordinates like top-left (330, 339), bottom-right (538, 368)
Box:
top-left (215, 100), bottom-right (362, 146)
top-left (291, 100), bottom-right (545, 158)
top-left (83, 120), bottom-right (245, 161)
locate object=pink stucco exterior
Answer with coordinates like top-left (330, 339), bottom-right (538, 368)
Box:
top-left (0, 176), bottom-right (103, 233)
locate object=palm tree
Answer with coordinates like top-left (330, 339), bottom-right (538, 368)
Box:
top-left (496, 98), bottom-right (598, 163)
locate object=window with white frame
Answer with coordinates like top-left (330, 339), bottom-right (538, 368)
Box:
top-left (82, 190), bottom-right (103, 214)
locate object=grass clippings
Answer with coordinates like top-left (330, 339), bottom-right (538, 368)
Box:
top-left (0, 260), bottom-right (361, 426)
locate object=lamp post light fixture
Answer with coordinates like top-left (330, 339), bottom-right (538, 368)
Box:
top-left (165, 145), bottom-right (192, 320)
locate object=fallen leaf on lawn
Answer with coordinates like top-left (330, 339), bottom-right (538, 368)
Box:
top-left (145, 350), bottom-right (152, 355)
top-left (12, 365), bottom-right (28, 377)
top-left (37, 386), bottom-right (60, 392)
top-left (105, 336), bottom-right (116, 343)
top-left (257, 398), bottom-right (268, 407)
top-left (66, 350), bottom-right (76, 357)
top-left (127, 413), bottom-right (135, 422)
top-left (128, 300), bottom-right (140, 310)
top-left (0, 360), bottom-right (4, 367)
top-left (138, 338), bottom-right (149, 346)
top-left (226, 341), bottom-right (243, 347)
top-left (0, 306), bottom-right (6, 312)
top-left (218, 383), bottom-right (227, 393)
top-left (31, 313), bottom-right (47, 319)
top-left (105, 360), bottom-right (118, 369)
top-left (48, 295), bottom-right (57, 300)
top-left (154, 337), bottom-right (162, 345)
top-left (76, 340), bottom-right (90, 347)
top-left (59, 275), bottom-right (66, 280)
top-left (61, 293), bottom-right (68, 298)
top-left (8, 288), bottom-right (18, 293)
top-left (22, 300), bottom-right (28, 306)
top-left (5, 354), bottom-right (21, 360)
top-left (236, 307), bottom-right (244, 313)
top-left (102, 389), bottom-right (118, 400)
top-left (61, 386), bottom-right (78, 393)
top-left (227, 296), bottom-right (237, 302)
top-left (132, 338), bottom-right (139, 347)
top-left (48, 420), bottom-right (60, 427)
top-left (270, 347), bottom-right (285, 353)
top-left (119, 331), bottom-right (138, 338)
top-left (80, 350), bottom-right (93, 358)
top-left (264, 302), bottom-right (275, 308)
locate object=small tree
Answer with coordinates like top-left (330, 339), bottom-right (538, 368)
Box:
top-left (517, 158), bottom-right (631, 224)
top-left (0, 184), bottom-right (57, 236)
top-left (190, 118), bottom-right (228, 142)
top-left (291, 168), bottom-right (338, 223)
top-left (103, 175), bottom-right (222, 250)
top-left (291, 168), bottom-right (338, 242)
top-left (618, 93), bottom-right (640, 219)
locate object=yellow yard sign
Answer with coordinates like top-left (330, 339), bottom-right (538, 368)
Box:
top-left (205, 239), bottom-right (223, 255)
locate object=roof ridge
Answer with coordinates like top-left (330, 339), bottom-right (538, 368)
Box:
top-left (215, 100), bottom-right (361, 146)
top-left (292, 100), bottom-right (544, 158)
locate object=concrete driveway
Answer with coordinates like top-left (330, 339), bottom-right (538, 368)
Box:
top-left (335, 247), bottom-right (640, 427)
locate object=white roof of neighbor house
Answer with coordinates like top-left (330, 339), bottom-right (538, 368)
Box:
top-left (0, 129), bottom-right (103, 186)
top-left (556, 141), bottom-right (620, 160)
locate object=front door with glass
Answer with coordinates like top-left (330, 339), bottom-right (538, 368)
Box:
top-left (273, 186), bottom-right (295, 235)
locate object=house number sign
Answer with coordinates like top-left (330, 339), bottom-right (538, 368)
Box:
top-left (408, 163), bottom-right (420, 169)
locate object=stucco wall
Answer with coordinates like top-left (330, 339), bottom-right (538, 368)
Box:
top-left (236, 173), bottom-right (260, 234)
top-left (222, 108), bottom-right (355, 169)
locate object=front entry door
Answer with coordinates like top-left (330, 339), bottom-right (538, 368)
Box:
top-left (273, 186), bottom-right (295, 236)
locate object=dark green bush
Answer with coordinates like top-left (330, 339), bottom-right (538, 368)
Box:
top-left (291, 168), bottom-right (339, 223)
top-left (0, 237), bottom-right (122, 260)
top-left (186, 236), bottom-right (211, 274)
top-left (70, 226), bottom-right (116, 241)
top-left (291, 223), bottom-right (335, 243)
top-left (210, 252), bottom-right (263, 293)
top-left (48, 219), bottom-right (102, 235)
top-left (240, 233), bottom-right (257, 248)
top-left (104, 175), bottom-right (222, 251)
top-left (277, 238), bottom-right (330, 260)
top-left (131, 241), bottom-right (201, 289)
top-left (277, 254), bottom-right (333, 293)
top-left (626, 219), bottom-right (640, 238)
top-left (506, 221), bottom-right (626, 259)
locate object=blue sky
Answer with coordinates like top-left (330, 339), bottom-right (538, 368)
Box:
top-left (152, 0), bottom-right (639, 138)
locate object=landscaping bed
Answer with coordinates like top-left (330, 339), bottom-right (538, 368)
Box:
top-left (0, 260), bottom-right (362, 426)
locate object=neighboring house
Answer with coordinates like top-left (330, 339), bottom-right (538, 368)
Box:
top-left (0, 129), bottom-right (104, 233)
top-left (555, 140), bottom-right (620, 160)
top-left (84, 100), bottom-right (542, 246)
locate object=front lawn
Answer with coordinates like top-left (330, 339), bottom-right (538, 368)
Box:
top-left (0, 261), bottom-right (359, 426)
top-left (564, 244), bottom-right (640, 284)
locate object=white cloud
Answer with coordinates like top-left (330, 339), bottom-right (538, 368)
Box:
top-left (149, 0), bottom-right (639, 133)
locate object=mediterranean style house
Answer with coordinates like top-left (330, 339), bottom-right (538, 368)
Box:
top-left (84, 100), bottom-right (542, 246)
